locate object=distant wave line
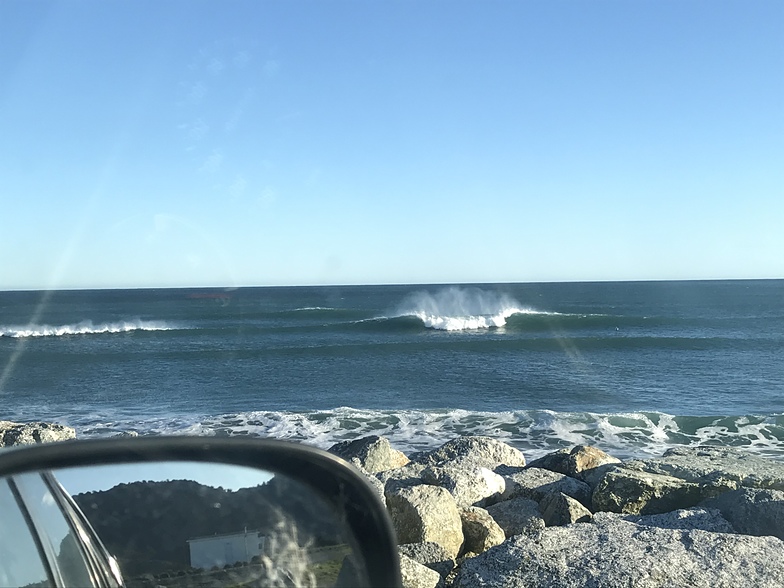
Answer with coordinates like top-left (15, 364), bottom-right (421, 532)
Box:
top-left (0, 320), bottom-right (176, 338)
top-left (350, 308), bottom-right (608, 331)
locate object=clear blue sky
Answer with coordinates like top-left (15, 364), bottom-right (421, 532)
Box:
top-left (2, 0), bottom-right (782, 290)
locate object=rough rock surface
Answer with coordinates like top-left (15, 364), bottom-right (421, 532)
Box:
top-left (411, 436), bottom-right (525, 469)
top-left (540, 492), bottom-right (592, 526)
top-left (378, 462), bottom-right (428, 493)
top-left (329, 435), bottom-right (410, 473)
top-left (453, 511), bottom-right (784, 588)
top-left (399, 553), bottom-right (442, 588)
top-left (460, 507), bottom-right (505, 555)
top-left (619, 507), bottom-right (736, 533)
top-left (330, 437), bottom-right (784, 587)
top-left (484, 497), bottom-right (545, 537)
top-left (592, 465), bottom-right (705, 514)
top-left (633, 446), bottom-right (784, 491)
top-left (0, 421), bottom-right (76, 446)
top-left (496, 466), bottom-right (591, 507)
top-left (527, 445), bottom-right (621, 477)
top-left (577, 463), bottom-right (620, 491)
top-left (525, 448), bottom-right (572, 474)
top-left (422, 464), bottom-right (505, 508)
top-left (701, 488), bottom-right (784, 539)
top-left (398, 542), bottom-right (455, 580)
top-left (386, 484), bottom-right (465, 559)
top-left (349, 461), bottom-right (387, 505)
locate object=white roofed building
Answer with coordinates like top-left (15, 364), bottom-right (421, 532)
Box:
top-left (187, 529), bottom-right (266, 570)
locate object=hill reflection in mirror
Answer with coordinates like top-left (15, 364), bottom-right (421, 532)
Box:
top-left (54, 461), bottom-right (367, 587)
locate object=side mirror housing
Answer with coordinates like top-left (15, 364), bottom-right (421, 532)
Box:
top-left (0, 437), bottom-right (402, 588)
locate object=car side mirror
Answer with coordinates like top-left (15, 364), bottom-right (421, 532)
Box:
top-left (0, 437), bottom-right (402, 588)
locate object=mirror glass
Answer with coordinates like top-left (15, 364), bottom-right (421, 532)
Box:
top-left (1, 462), bottom-right (369, 588)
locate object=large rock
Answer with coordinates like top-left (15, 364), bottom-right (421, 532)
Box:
top-left (591, 466), bottom-right (706, 514)
top-left (591, 446), bottom-right (784, 515)
top-left (422, 463), bottom-right (505, 508)
top-left (701, 488), bottom-right (784, 539)
top-left (527, 445), bottom-right (621, 477)
top-left (386, 485), bottom-right (464, 559)
top-left (378, 462), bottom-right (428, 494)
top-left (411, 436), bottom-right (525, 469)
top-left (633, 446), bottom-right (784, 491)
top-left (620, 507), bottom-right (736, 533)
top-left (328, 435), bottom-right (409, 473)
top-left (460, 507), bottom-right (505, 555)
top-left (398, 542), bottom-right (455, 580)
top-left (484, 497), bottom-right (545, 537)
top-left (497, 466), bottom-right (591, 508)
top-left (453, 511), bottom-right (784, 588)
top-left (0, 421), bottom-right (76, 446)
top-left (540, 492), bottom-right (592, 526)
top-left (398, 553), bottom-right (442, 588)
top-left (348, 461), bottom-right (387, 506)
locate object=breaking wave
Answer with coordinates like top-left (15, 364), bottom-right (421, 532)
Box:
top-left (394, 286), bottom-right (559, 331)
top-left (0, 320), bottom-right (175, 338)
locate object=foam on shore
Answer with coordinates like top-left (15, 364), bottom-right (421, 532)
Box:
top-left (61, 407), bottom-right (784, 462)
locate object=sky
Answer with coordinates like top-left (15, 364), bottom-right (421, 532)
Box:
top-left (1, 0), bottom-right (782, 290)
top-left (55, 461), bottom-right (273, 494)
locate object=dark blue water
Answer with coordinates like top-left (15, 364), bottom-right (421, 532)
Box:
top-left (1, 281), bottom-right (782, 460)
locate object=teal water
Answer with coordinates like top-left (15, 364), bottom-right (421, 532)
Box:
top-left (1, 280), bottom-right (782, 460)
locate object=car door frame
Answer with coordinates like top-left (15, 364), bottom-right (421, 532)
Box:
top-left (7, 472), bottom-right (122, 588)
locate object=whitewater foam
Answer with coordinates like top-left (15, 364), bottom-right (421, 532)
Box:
top-left (395, 286), bottom-right (559, 330)
top-left (0, 319), bottom-right (174, 338)
top-left (61, 407), bottom-right (784, 462)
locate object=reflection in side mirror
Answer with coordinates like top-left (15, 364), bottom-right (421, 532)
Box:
top-left (0, 438), bottom-right (401, 588)
top-left (58, 462), bottom-right (362, 587)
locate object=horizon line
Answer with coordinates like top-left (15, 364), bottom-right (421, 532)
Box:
top-left (2, 276), bottom-right (782, 294)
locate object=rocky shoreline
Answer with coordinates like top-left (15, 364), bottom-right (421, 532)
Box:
top-left (3, 422), bottom-right (783, 586)
top-left (329, 435), bottom-right (784, 588)
top-left (0, 420), bottom-right (76, 446)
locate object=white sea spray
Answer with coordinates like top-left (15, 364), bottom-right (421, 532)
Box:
top-left (394, 286), bottom-right (559, 331)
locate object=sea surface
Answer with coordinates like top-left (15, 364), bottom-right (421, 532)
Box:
top-left (1, 281), bottom-right (782, 461)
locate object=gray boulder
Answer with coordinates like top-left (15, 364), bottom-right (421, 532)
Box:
top-left (618, 507), bottom-right (736, 533)
top-left (399, 553), bottom-right (442, 588)
top-left (378, 461), bottom-right (428, 494)
top-left (412, 436), bottom-right (525, 469)
top-left (398, 542), bottom-right (455, 580)
top-left (525, 448), bottom-right (572, 473)
top-left (386, 484), bottom-right (464, 559)
top-left (633, 446), bottom-right (784, 491)
top-left (497, 466), bottom-right (591, 507)
top-left (528, 445), bottom-right (621, 477)
top-left (328, 435), bottom-right (409, 473)
top-left (591, 465), bottom-right (705, 514)
top-left (701, 488), bottom-right (784, 539)
top-left (348, 461), bottom-right (387, 506)
top-left (453, 511), bottom-right (784, 588)
top-left (484, 497), bottom-right (545, 537)
top-left (0, 421), bottom-right (76, 446)
top-left (460, 507), bottom-right (505, 555)
top-left (591, 446), bottom-right (784, 515)
top-left (422, 463), bottom-right (505, 508)
top-left (577, 462), bottom-right (620, 491)
top-left (540, 492), bottom-right (592, 526)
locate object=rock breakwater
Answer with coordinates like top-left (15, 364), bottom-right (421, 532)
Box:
top-left (0, 420), bottom-right (76, 446)
top-left (329, 435), bottom-right (784, 588)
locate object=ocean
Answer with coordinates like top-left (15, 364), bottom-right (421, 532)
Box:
top-left (1, 281), bottom-right (782, 461)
